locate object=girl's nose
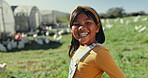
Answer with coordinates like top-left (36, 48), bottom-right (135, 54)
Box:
top-left (78, 25), bottom-right (86, 31)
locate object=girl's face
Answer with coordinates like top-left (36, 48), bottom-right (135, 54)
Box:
top-left (71, 13), bottom-right (100, 46)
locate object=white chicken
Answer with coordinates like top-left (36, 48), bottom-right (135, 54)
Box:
top-left (0, 43), bottom-right (7, 52)
top-left (0, 63), bottom-right (6, 73)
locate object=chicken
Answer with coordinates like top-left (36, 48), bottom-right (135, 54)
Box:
top-left (0, 63), bottom-right (6, 73)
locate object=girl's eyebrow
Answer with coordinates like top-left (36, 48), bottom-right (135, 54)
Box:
top-left (74, 18), bottom-right (92, 22)
top-left (85, 18), bottom-right (92, 20)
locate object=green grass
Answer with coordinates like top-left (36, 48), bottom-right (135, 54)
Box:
top-left (0, 15), bottom-right (148, 78)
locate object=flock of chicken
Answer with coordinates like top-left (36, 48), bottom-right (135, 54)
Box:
top-left (0, 15), bottom-right (147, 52)
top-left (0, 28), bottom-right (71, 52)
top-left (101, 15), bottom-right (147, 32)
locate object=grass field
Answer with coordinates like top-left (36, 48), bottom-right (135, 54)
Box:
top-left (0, 15), bottom-right (148, 78)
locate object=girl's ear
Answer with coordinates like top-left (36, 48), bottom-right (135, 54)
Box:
top-left (96, 23), bottom-right (100, 33)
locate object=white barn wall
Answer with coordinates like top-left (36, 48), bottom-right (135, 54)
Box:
top-left (41, 10), bottom-right (57, 26)
top-left (0, 0), bottom-right (15, 35)
top-left (13, 6), bottom-right (42, 32)
top-left (41, 10), bottom-right (70, 26)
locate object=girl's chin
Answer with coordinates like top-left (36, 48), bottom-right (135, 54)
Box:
top-left (78, 40), bottom-right (88, 44)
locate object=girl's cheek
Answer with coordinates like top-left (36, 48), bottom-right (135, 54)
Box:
top-left (71, 26), bottom-right (77, 29)
top-left (71, 27), bottom-right (78, 39)
top-left (71, 27), bottom-right (78, 32)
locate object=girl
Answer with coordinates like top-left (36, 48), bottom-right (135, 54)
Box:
top-left (68, 6), bottom-right (126, 78)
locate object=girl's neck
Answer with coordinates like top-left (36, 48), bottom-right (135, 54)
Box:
top-left (80, 41), bottom-right (98, 47)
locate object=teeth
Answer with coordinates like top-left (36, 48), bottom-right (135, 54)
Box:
top-left (79, 33), bottom-right (88, 36)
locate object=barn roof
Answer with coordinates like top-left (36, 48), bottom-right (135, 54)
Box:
top-left (41, 10), bottom-right (53, 14)
top-left (13, 5), bottom-right (39, 16)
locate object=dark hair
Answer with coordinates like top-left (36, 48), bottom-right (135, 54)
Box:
top-left (69, 7), bottom-right (105, 57)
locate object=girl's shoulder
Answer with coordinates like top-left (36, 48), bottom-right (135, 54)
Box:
top-left (92, 45), bottom-right (113, 60)
top-left (92, 45), bottom-right (109, 54)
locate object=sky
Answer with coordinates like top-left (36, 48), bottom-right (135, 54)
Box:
top-left (4, 0), bottom-right (148, 14)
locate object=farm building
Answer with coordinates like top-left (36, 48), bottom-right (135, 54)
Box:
top-left (52, 10), bottom-right (70, 23)
top-left (41, 10), bottom-right (70, 26)
top-left (12, 5), bottom-right (42, 32)
top-left (0, 0), bottom-right (15, 36)
top-left (41, 10), bottom-right (57, 26)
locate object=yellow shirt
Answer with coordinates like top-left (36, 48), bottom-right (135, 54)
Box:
top-left (72, 45), bottom-right (126, 78)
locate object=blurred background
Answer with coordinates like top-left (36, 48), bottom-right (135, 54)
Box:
top-left (0, 0), bottom-right (148, 78)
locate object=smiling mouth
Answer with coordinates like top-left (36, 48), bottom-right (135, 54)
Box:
top-left (79, 33), bottom-right (89, 37)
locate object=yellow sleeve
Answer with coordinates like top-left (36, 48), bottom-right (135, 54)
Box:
top-left (95, 49), bottom-right (126, 78)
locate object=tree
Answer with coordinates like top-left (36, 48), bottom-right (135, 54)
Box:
top-left (106, 7), bottom-right (125, 18)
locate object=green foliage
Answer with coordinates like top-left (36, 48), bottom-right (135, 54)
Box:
top-left (100, 7), bottom-right (147, 19)
top-left (106, 7), bottom-right (125, 18)
top-left (55, 12), bottom-right (70, 24)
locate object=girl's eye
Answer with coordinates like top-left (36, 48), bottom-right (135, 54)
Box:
top-left (85, 22), bottom-right (91, 25)
top-left (73, 24), bottom-right (80, 26)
